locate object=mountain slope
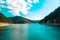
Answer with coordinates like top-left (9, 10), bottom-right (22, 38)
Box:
top-left (0, 13), bottom-right (12, 23)
top-left (39, 6), bottom-right (60, 24)
top-left (8, 16), bottom-right (32, 23)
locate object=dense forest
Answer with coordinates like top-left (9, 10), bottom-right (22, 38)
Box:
top-left (8, 16), bottom-right (32, 24)
top-left (0, 13), bottom-right (36, 24)
top-left (39, 6), bottom-right (60, 24)
top-left (0, 13), bottom-right (12, 23)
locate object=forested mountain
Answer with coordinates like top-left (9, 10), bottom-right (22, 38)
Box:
top-left (0, 13), bottom-right (12, 23)
top-left (39, 6), bottom-right (60, 24)
top-left (8, 16), bottom-right (32, 23)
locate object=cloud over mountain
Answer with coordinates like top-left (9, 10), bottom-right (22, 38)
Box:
top-left (0, 0), bottom-right (39, 16)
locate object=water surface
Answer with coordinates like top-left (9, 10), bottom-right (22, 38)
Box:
top-left (0, 24), bottom-right (60, 40)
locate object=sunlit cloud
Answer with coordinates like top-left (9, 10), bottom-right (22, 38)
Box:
top-left (27, 0), bottom-right (39, 4)
top-left (0, 0), bottom-right (39, 16)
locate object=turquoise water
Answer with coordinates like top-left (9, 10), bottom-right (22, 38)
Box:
top-left (0, 24), bottom-right (60, 40)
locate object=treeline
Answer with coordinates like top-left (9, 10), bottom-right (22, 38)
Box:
top-left (39, 6), bottom-right (60, 24)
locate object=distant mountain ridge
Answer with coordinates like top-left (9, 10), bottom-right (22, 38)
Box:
top-left (39, 6), bottom-right (60, 24)
top-left (8, 16), bottom-right (32, 23)
top-left (0, 13), bottom-right (36, 24)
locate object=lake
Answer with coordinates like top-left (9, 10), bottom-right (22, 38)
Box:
top-left (0, 24), bottom-right (60, 40)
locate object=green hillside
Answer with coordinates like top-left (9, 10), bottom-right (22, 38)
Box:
top-left (39, 6), bottom-right (60, 24)
top-left (0, 13), bottom-right (12, 23)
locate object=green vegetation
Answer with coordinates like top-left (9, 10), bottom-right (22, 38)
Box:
top-left (8, 16), bottom-right (32, 24)
top-left (0, 13), bottom-right (36, 24)
top-left (39, 6), bottom-right (60, 24)
top-left (0, 13), bottom-right (12, 23)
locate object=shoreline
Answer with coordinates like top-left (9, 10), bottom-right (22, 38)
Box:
top-left (39, 23), bottom-right (60, 25)
top-left (0, 23), bottom-right (10, 26)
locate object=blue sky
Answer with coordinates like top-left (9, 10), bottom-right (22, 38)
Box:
top-left (0, 0), bottom-right (60, 20)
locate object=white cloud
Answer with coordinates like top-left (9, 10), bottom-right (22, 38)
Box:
top-left (27, 0), bottom-right (33, 3)
top-left (0, 0), bottom-right (5, 4)
top-left (33, 0), bottom-right (39, 4)
top-left (27, 0), bottom-right (39, 4)
top-left (0, 0), bottom-right (39, 16)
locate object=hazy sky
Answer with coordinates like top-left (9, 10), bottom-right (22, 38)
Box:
top-left (0, 0), bottom-right (60, 20)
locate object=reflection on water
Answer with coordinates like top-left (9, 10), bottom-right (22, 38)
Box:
top-left (0, 24), bottom-right (60, 40)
